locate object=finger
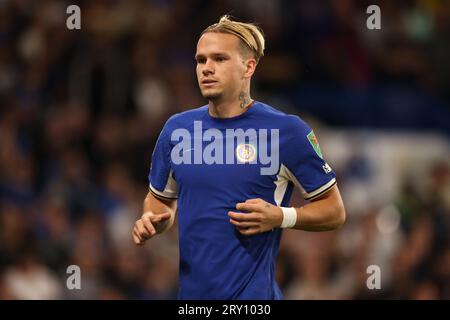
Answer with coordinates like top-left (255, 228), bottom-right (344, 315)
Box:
top-left (229, 219), bottom-right (260, 228)
top-left (238, 227), bottom-right (261, 236)
top-left (245, 198), bottom-right (262, 204)
top-left (236, 202), bottom-right (261, 212)
top-left (141, 216), bottom-right (157, 237)
top-left (228, 211), bottom-right (260, 222)
top-left (133, 226), bottom-right (144, 241)
top-left (136, 220), bottom-right (151, 239)
top-left (150, 212), bottom-right (172, 223)
top-left (133, 229), bottom-right (144, 245)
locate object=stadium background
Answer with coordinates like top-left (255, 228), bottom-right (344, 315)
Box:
top-left (0, 0), bottom-right (449, 299)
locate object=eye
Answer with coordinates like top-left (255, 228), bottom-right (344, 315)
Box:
top-left (196, 57), bottom-right (206, 64)
top-left (216, 56), bottom-right (226, 62)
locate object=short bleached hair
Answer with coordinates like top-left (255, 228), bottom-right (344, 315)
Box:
top-left (201, 15), bottom-right (265, 63)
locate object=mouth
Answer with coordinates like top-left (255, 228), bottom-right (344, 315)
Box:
top-left (201, 79), bottom-right (218, 86)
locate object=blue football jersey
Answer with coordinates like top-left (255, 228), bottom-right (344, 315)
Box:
top-left (148, 101), bottom-right (336, 300)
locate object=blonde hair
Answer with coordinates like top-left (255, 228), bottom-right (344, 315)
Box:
top-left (201, 15), bottom-right (265, 63)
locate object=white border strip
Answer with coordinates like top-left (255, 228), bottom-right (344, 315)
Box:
top-left (304, 178), bottom-right (336, 200)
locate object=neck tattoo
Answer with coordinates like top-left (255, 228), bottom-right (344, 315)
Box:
top-left (239, 91), bottom-right (253, 109)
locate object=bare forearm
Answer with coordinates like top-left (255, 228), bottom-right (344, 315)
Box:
top-left (228, 185), bottom-right (345, 236)
top-left (143, 191), bottom-right (177, 233)
top-left (293, 186), bottom-right (346, 231)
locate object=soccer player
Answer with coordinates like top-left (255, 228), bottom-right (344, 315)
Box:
top-left (132, 15), bottom-right (346, 300)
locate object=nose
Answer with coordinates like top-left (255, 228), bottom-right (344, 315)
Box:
top-left (202, 59), bottom-right (214, 76)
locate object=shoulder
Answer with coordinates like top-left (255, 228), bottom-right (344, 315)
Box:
top-left (162, 105), bottom-right (208, 132)
top-left (166, 105), bottom-right (208, 126)
top-left (255, 102), bottom-right (311, 133)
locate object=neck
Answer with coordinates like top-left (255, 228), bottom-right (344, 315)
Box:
top-left (208, 91), bottom-right (253, 118)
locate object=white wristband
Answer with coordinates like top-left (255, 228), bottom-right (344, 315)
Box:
top-left (280, 207), bottom-right (297, 228)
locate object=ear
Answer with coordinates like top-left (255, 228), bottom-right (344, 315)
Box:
top-left (243, 58), bottom-right (257, 79)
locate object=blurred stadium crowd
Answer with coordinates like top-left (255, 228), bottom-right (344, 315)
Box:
top-left (0, 0), bottom-right (449, 299)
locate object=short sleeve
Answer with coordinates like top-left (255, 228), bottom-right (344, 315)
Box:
top-left (282, 117), bottom-right (336, 200)
top-left (148, 121), bottom-right (178, 199)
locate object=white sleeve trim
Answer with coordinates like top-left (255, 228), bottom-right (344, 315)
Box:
top-left (280, 163), bottom-right (336, 200)
top-left (149, 170), bottom-right (178, 199)
top-left (304, 178), bottom-right (336, 200)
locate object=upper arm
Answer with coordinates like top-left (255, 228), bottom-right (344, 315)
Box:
top-left (310, 184), bottom-right (346, 224)
top-left (146, 189), bottom-right (177, 213)
top-left (311, 184), bottom-right (342, 205)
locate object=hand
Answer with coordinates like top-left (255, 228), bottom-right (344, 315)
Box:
top-left (132, 211), bottom-right (171, 245)
top-left (228, 198), bottom-right (283, 236)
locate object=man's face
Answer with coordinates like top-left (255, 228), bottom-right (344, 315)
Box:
top-left (195, 32), bottom-right (248, 101)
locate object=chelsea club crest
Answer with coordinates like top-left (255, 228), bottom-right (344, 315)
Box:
top-left (236, 144), bottom-right (257, 163)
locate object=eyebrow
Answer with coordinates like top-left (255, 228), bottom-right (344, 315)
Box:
top-left (195, 52), bottom-right (230, 60)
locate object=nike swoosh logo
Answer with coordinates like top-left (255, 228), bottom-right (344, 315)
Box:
top-left (182, 148), bottom-right (194, 154)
